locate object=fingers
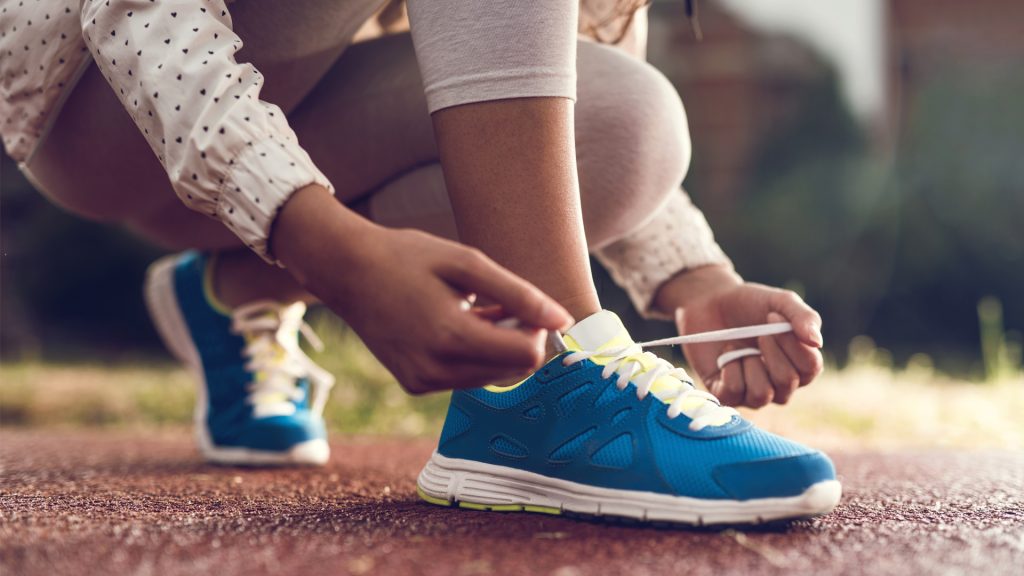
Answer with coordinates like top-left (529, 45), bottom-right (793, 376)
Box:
top-left (712, 360), bottom-right (746, 407)
top-left (759, 332), bottom-right (800, 404)
top-left (438, 248), bottom-right (573, 331)
top-left (443, 313), bottom-right (548, 369)
top-left (767, 312), bottom-right (824, 386)
top-left (741, 356), bottom-right (774, 408)
top-left (767, 289), bottom-right (823, 348)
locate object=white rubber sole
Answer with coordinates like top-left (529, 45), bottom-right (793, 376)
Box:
top-left (417, 451), bottom-right (841, 526)
top-left (144, 255), bottom-right (329, 467)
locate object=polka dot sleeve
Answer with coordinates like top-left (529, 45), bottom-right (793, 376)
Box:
top-left (79, 0), bottom-right (334, 263)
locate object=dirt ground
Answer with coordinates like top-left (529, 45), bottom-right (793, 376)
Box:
top-left (1, 429), bottom-right (1022, 576)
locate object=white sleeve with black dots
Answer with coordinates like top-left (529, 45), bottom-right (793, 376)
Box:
top-left (79, 0), bottom-right (334, 263)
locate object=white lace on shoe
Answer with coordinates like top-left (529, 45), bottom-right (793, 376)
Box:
top-left (561, 323), bottom-right (794, 431)
top-left (230, 301), bottom-right (335, 419)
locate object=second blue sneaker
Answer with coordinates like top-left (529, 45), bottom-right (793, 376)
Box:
top-left (417, 310), bottom-right (841, 525)
top-left (144, 251), bottom-right (334, 466)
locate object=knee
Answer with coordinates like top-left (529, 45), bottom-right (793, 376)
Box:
top-left (576, 42), bottom-right (692, 248)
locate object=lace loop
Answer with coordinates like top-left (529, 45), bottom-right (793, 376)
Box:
top-left (230, 301), bottom-right (335, 418)
top-left (562, 322), bottom-right (793, 431)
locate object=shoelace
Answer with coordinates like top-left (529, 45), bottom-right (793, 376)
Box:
top-left (230, 301), bottom-right (335, 418)
top-left (561, 322), bottom-right (793, 431)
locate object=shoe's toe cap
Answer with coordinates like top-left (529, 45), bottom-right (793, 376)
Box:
top-left (713, 452), bottom-right (836, 500)
top-left (243, 413), bottom-right (327, 452)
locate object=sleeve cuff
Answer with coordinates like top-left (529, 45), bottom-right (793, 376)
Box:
top-left (595, 190), bottom-right (732, 320)
top-left (424, 68), bottom-right (577, 114)
top-left (215, 137), bottom-right (334, 264)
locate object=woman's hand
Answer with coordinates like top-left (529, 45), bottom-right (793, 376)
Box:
top-left (654, 265), bottom-right (824, 408)
top-left (271, 185), bottom-right (574, 394)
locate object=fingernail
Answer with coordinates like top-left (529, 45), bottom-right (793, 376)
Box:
top-left (809, 323), bottom-right (824, 347)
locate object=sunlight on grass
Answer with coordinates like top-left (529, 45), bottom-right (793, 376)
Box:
top-left (2, 323), bottom-right (1021, 450)
top-left (744, 363), bottom-right (1024, 451)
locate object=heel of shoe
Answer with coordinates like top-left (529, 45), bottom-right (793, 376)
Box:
top-left (144, 255), bottom-right (201, 369)
top-left (144, 255), bottom-right (209, 449)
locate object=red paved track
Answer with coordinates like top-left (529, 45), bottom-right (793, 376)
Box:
top-left (2, 429), bottom-right (1022, 575)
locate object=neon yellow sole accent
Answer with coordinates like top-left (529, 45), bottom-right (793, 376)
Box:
top-left (488, 504), bottom-right (524, 512)
top-left (418, 485), bottom-right (562, 516)
top-left (523, 505), bottom-right (562, 515)
top-left (416, 485), bottom-right (452, 507)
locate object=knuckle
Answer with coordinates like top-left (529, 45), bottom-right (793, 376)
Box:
top-left (748, 388), bottom-right (773, 408)
top-left (460, 247), bottom-right (487, 268)
top-left (718, 384), bottom-right (743, 406)
top-left (404, 379), bottom-right (428, 396)
top-left (398, 365), bottom-right (429, 395)
top-left (416, 367), bottom-right (446, 392)
top-left (806, 354), bottom-right (825, 378)
top-left (773, 390), bottom-right (792, 405)
top-left (774, 368), bottom-right (800, 391)
top-left (781, 290), bottom-right (804, 305)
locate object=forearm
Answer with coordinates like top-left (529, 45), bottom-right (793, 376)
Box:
top-left (432, 98), bottom-right (598, 319)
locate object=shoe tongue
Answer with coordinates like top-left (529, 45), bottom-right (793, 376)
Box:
top-left (563, 310), bottom-right (697, 406)
top-left (563, 310), bottom-right (633, 352)
top-left (562, 311), bottom-right (733, 427)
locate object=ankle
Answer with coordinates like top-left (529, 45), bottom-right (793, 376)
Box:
top-left (556, 291), bottom-right (602, 327)
top-left (209, 249), bottom-right (313, 310)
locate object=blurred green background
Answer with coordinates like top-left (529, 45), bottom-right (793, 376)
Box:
top-left (1, 1), bottom-right (1022, 441)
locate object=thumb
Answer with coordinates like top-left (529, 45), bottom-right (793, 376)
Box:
top-left (767, 291), bottom-right (823, 348)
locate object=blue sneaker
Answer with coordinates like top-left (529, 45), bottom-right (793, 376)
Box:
top-left (144, 251), bottom-right (334, 466)
top-left (417, 310), bottom-right (840, 525)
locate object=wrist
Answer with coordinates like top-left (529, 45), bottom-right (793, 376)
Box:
top-left (652, 264), bottom-right (743, 316)
top-left (270, 184), bottom-right (378, 285)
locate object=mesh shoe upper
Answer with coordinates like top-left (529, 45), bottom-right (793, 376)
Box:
top-left (437, 310), bottom-right (835, 500)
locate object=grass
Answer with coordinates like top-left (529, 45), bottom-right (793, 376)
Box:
top-left (2, 324), bottom-right (1022, 450)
